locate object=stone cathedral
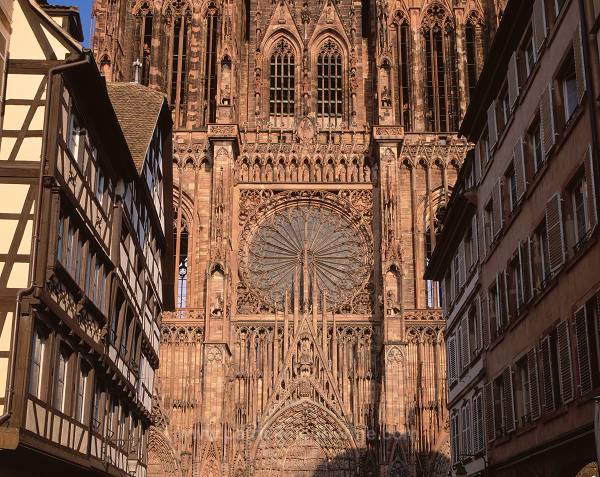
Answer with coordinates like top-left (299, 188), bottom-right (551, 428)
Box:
top-left (92, 0), bottom-right (503, 475)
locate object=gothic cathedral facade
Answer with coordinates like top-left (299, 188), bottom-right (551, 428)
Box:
top-left (92, 0), bottom-right (504, 475)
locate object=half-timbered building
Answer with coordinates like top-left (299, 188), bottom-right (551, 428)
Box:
top-left (0, 1), bottom-right (173, 476)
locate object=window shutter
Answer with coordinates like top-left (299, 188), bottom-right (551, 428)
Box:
top-left (492, 179), bottom-right (503, 236)
top-left (473, 393), bottom-right (484, 453)
top-left (527, 237), bottom-right (535, 296)
top-left (479, 210), bottom-right (486, 257)
top-left (462, 316), bottom-right (470, 369)
top-left (481, 294), bottom-right (490, 348)
top-left (540, 83), bottom-right (556, 157)
top-left (458, 241), bottom-right (466, 288)
top-left (514, 137), bottom-right (526, 200)
top-left (474, 295), bottom-right (482, 352)
top-left (465, 402), bottom-right (472, 454)
top-left (487, 101), bottom-right (498, 148)
top-left (448, 335), bottom-right (457, 384)
top-left (532, 0), bottom-right (547, 54)
top-left (503, 270), bottom-right (510, 324)
top-left (574, 24), bottom-right (587, 102)
top-left (540, 336), bottom-right (556, 413)
top-left (503, 366), bottom-right (516, 432)
top-left (457, 326), bottom-right (464, 375)
top-left (545, 193), bottom-right (565, 273)
top-left (472, 215), bottom-right (480, 263)
top-left (519, 240), bottom-right (532, 305)
top-left (556, 320), bottom-right (574, 403)
top-left (508, 52), bottom-right (520, 109)
top-left (474, 142), bottom-right (482, 182)
top-left (574, 305), bottom-right (592, 395)
top-left (484, 382), bottom-right (495, 442)
top-left (527, 347), bottom-right (541, 420)
top-left (584, 145), bottom-right (598, 231)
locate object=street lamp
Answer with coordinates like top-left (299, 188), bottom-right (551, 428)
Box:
top-left (454, 463), bottom-right (467, 477)
top-left (453, 454), bottom-right (488, 477)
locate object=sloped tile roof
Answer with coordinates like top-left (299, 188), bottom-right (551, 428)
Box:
top-left (106, 82), bottom-right (167, 173)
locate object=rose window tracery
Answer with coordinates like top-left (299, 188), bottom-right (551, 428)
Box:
top-left (243, 204), bottom-right (371, 311)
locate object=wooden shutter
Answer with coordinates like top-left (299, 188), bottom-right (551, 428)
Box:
top-left (448, 335), bottom-right (457, 384)
top-left (472, 215), bottom-right (480, 263)
top-left (556, 320), bottom-right (574, 403)
top-left (519, 239), bottom-right (533, 304)
top-left (540, 336), bottom-right (555, 413)
top-left (492, 180), bottom-right (503, 236)
top-left (458, 241), bottom-right (466, 288)
top-left (457, 326), bottom-right (464, 375)
top-left (540, 83), bottom-right (556, 157)
top-left (473, 393), bottom-right (484, 452)
top-left (574, 24), bottom-right (587, 101)
top-left (514, 137), bottom-right (526, 200)
top-left (484, 382), bottom-right (495, 442)
top-left (481, 294), bottom-right (490, 348)
top-left (545, 193), bottom-right (565, 273)
top-left (474, 295), bottom-right (482, 352)
top-left (584, 145), bottom-right (598, 230)
top-left (474, 141), bottom-right (482, 182)
top-left (479, 210), bottom-right (486, 257)
top-left (574, 305), bottom-right (592, 395)
top-left (533, 0), bottom-right (547, 54)
top-left (503, 270), bottom-right (511, 325)
top-left (527, 347), bottom-right (541, 420)
top-left (508, 52), bottom-right (520, 109)
top-left (462, 316), bottom-right (470, 369)
top-left (487, 101), bottom-right (498, 148)
top-left (503, 366), bottom-right (516, 432)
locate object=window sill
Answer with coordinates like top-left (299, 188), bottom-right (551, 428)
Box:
top-left (564, 226), bottom-right (598, 274)
top-left (540, 404), bottom-right (568, 425)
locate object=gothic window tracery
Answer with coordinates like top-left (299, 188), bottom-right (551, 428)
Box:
top-left (203, 2), bottom-right (219, 124)
top-left (393, 12), bottom-right (412, 130)
top-left (317, 39), bottom-right (343, 128)
top-left (269, 39), bottom-right (296, 127)
top-left (164, 0), bottom-right (191, 127)
top-left (465, 11), bottom-right (485, 103)
top-left (133, 1), bottom-right (153, 85)
top-left (174, 207), bottom-right (189, 308)
top-left (421, 5), bottom-right (459, 132)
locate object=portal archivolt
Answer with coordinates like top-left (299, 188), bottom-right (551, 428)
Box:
top-left (251, 399), bottom-right (359, 476)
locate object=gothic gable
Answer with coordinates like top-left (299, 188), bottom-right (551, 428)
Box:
top-left (260, 0), bottom-right (303, 53)
top-left (309, 0), bottom-right (352, 55)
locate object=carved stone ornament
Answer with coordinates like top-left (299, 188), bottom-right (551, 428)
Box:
top-left (297, 116), bottom-right (316, 143)
top-left (238, 190), bottom-right (374, 313)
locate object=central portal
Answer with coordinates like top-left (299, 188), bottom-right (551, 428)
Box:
top-left (252, 400), bottom-right (358, 476)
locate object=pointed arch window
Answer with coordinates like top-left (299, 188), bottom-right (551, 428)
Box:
top-left (465, 13), bottom-right (485, 103)
top-left (422, 5), bottom-right (459, 132)
top-left (203, 3), bottom-right (219, 124)
top-left (133, 2), bottom-right (153, 85)
top-left (393, 13), bottom-right (411, 130)
top-left (269, 39), bottom-right (296, 126)
top-left (175, 219), bottom-right (189, 308)
top-left (165, 0), bottom-right (191, 127)
top-left (317, 39), bottom-right (343, 128)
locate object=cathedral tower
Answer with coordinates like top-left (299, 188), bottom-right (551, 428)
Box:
top-left (92, 0), bottom-right (502, 475)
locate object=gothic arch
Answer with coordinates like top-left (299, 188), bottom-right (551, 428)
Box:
top-left (147, 426), bottom-right (181, 476)
top-left (251, 399), bottom-right (359, 474)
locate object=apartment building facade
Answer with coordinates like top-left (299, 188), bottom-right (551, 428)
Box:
top-left (0, 1), bottom-right (173, 475)
top-left (428, 0), bottom-right (600, 475)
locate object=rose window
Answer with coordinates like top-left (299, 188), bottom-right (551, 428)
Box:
top-left (243, 204), bottom-right (371, 311)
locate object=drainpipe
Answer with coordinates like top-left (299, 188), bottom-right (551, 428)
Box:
top-left (0, 50), bottom-right (91, 426)
top-left (578, 0), bottom-right (600, 223)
